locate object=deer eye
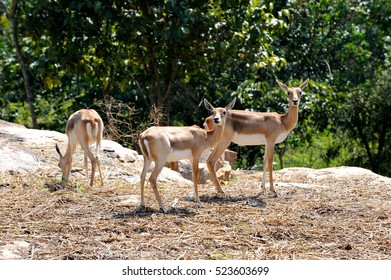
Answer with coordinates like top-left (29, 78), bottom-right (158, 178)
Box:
top-left (288, 91), bottom-right (292, 95)
top-left (223, 111), bottom-right (226, 115)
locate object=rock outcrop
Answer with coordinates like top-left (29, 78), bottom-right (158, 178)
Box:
top-left (0, 119), bottom-right (234, 186)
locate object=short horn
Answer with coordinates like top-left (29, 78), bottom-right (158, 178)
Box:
top-left (55, 143), bottom-right (63, 157)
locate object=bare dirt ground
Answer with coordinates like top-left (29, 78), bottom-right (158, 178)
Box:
top-left (0, 120), bottom-right (390, 260)
top-left (1, 166), bottom-right (390, 260)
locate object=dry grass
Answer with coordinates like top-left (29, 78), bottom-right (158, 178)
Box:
top-left (1, 165), bottom-right (390, 260)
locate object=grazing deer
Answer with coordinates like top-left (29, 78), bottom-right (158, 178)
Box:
top-left (206, 79), bottom-right (309, 197)
top-left (55, 109), bottom-right (104, 187)
top-left (138, 98), bottom-right (236, 213)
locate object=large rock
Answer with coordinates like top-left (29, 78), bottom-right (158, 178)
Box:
top-left (175, 149), bottom-right (237, 184)
top-left (274, 166), bottom-right (391, 189)
top-left (0, 120), bottom-right (60, 174)
top-left (177, 160), bottom-right (210, 184)
top-left (0, 146), bottom-right (47, 174)
top-left (0, 120), bottom-right (66, 146)
top-left (0, 119), bottom-right (193, 186)
top-left (101, 140), bottom-right (138, 163)
top-left (0, 241), bottom-right (31, 260)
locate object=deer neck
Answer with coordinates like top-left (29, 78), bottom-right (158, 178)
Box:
top-left (206, 123), bottom-right (225, 148)
top-left (283, 105), bottom-right (299, 132)
top-left (64, 143), bottom-right (76, 163)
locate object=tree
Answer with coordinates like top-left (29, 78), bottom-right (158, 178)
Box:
top-left (230, 0), bottom-right (391, 174)
top-left (272, 0), bottom-right (391, 175)
top-left (0, 0), bottom-right (37, 128)
top-left (11, 0), bottom-right (288, 126)
top-left (2, 0), bottom-right (389, 176)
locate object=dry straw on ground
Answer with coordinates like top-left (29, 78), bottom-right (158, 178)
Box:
top-left (1, 165), bottom-right (390, 260)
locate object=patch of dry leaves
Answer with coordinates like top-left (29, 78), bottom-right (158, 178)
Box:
top-left (0, 166), bottom-right (390, 260)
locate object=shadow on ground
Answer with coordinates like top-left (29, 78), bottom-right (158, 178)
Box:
top-left (112, 205), bottom-right (197, 219)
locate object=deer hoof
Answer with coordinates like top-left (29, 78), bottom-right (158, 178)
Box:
top-left (216, 191), bottom-right (225, 198)
top-left (270, 191), bottom-right (278, 198)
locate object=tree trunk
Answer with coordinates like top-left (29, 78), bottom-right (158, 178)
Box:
top-left (276, 143), bottom-right (286, 170)
top-left (5, 0), bottom-right (38, 128)
top-left (356, 119), bottom-right (377, 173)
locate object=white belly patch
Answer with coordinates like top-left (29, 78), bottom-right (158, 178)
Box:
top-left (232, 133), bottom-right (267, 146)
top-left (232, 131), bottom-right (290, 145)
top-left (166, 149), bottom-right (192, 162)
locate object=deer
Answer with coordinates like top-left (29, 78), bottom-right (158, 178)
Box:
top-left (206, 79), bottom-right (309, 198)
top-left (55, 109), bottom-right (104, 187)
top-left (138, 98), bottom-right (236, 213)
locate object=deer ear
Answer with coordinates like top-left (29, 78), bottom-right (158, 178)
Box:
top-left (226, 97), bottom-right (236, 111)
top-left (203, 99), bottom-right (215, 113)
top-left (300, 78), bottom-right (309, 90)
top-left (276, 79), bottom-right (289, 92)
top-left (55, 143), bottom-right (63, 157)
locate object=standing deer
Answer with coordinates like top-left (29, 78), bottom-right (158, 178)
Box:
top-left (206, 79), bottom-right (309, 197)
top-left (138, 98), bottom-right (236, 213)
top-left (55, 109), bottom-right (104, 187)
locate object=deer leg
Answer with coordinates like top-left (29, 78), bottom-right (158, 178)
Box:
top-left (63, 143), bottom-right (76, 182)
top-left (84, 152), bottom-right (89, 182)
top-left (89, 156), bottom-right (96, 187)
top-left (96, 155), bottom-right (103, 186)
top-left (206, 139), bottom-right (231, 194)
top-left (78, 138), bottom-right (95, 187)
top-left (95, 144), bottom-right (103, 186)
top-left (86, 151), bottom-right (96, 187)
top-left (263, 142), bottom-right (277, 197)
top-left (139, 157), bottom-right (151, 208)
top-left (191, 158), bottom-right (202, 208)
top-left (148, 160), bottom-right (168, 213)
top-left (261, 150), bottom-right (267, 195)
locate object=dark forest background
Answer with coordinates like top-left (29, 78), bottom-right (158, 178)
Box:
top-left (1, 0), bottom-right (390, 176)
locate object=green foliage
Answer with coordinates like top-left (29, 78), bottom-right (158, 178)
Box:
top-left (0, 0), bottom-right (390, 175)
top-left (281, 131), bottom-right (350, 170)
top-left (338, 69), bottom-right (391, 174)
top-left (271, 0), bottom-right (391, 176)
